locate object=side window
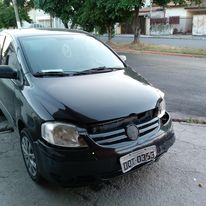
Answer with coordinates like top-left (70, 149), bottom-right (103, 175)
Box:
top-left (7, 44), bottom-right (21, 71)
top-left (0, 35), bottom-right (5, 64)
top-left (2, 36), bottom-right (21, 71)
top-left (0, 35), bottom-right (4, 50)
top-left (2, 36), bottom-right (12, 65)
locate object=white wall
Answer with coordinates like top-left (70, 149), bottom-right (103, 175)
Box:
top-left (144, 0), bottom-right (152, 7)
top-left (28, 9), bottom-right (66, 28)
top-left (151, 11), bottom-right (164, 18)
top-left (165, 8), bottom-right (192, 33)
top-left (165, 8), bottom-right (190, 17)
top-left (29, 9), bottom-right (50, 23)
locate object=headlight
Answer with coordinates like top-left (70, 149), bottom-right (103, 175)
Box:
top-left (157, 98), bottom-right (166, 118)
top-left (41, 122), bottom-right (88, 148)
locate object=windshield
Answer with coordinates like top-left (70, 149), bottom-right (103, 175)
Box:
top-left (19, 34), bottom-right (125, 74)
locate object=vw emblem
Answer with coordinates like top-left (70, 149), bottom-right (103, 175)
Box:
top-left (126, 124), bottom-right (139, 140)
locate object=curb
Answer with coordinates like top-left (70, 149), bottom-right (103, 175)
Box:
top-left (171, 112), bottom-right (206, 125)
top-left (141, 35), bottom-right (206, 41)
top-left (141, 50), bottom-right (206, 58)
top-left (172, 118), bottom-right (206, 125)
top-left (103, 34), bottom-right (206, 41)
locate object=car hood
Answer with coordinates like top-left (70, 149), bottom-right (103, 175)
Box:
top-left (32, 69), bottom-right (162, 126)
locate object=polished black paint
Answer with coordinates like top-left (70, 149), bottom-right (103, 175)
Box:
top-left (34, 113), bottom-right (175, 185)
top-left (31, 70), bottom-right (160, 124)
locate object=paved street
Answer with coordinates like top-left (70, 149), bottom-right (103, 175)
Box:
top-left (100, 35), bottom-right (206, 49)
top-left (0, 122), bottom-right (205, 206)
top-left (122, 53), bottom-right (206, 119)
top-left (0, 52), bottom-right (206, 205)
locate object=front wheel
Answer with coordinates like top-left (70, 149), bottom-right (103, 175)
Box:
top-left (20, 129), bottom-right (42, 183)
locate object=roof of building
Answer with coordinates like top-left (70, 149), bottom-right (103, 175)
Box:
top-left (140, 6), bottom-right (163, 13)
top-left (185, 0), bottom-right (206, 9)
top-left (165, 0), bottom-right (206, 9)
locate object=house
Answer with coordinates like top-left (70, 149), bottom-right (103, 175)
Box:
top-left (28, 9), bottom-right (67, 28)
top-left (185, 0), bottom-right (206, 35)
top-left (116, 0), bottom-right (206, 36)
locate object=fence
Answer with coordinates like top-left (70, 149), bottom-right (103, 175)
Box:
top-left (151, 16), bottom-right (193, 34)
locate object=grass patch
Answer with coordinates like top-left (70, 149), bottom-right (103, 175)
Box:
top-left (172, 118), bottom-right (206, 125)
top-left (109, 42), bottom-right (206, 57)
top-left (185, 117), bottom-right (204, 124)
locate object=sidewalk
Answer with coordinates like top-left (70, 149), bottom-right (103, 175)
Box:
top-left (142, 34), bottom-right (206, 40)
top-left (102, 33), bottom-right (206, 40)
top-left (0, 119), bottom-right (205, 206)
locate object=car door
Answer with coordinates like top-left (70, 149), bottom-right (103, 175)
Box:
top-left (0, 35), bottom-right (21, 125)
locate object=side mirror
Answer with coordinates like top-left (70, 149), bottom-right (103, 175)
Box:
top-left (0, 65), bottom-right (17, 79)
top-left (119, 55), bottom-right (127, 62)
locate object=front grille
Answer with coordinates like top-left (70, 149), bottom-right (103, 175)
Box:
top-left (89, 116), bottom-right (160, 149)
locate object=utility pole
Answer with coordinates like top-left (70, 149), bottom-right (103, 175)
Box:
top-left (12, 0), bottom-right (21, 28)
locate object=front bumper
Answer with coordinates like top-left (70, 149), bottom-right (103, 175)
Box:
top-left (34, 112), bottom-right (175, 186)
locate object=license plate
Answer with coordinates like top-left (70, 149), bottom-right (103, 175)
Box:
top-left (120, 146), bottom-right (157, 173)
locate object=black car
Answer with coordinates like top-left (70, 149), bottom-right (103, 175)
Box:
top-left (0, 29), bottom-right (175, 185)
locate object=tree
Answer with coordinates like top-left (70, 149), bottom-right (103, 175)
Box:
top-left (0, 0), bottom-right (31, 28)
top-left (77, 0), bottom-right (129, 43)
top-left (4, 0), bottom-right (34, 13)
top-left (0, 2), bottom-right (16, 28)
top-left (35, 0), bottom-right (129, 42)
top-left (34, 0), bottom-right (83, 28)
top-left (34, 0), bottom-right (202, 44)
top-left (116, 0), bottom-right (144, 44)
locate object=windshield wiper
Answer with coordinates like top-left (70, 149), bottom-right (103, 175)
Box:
top-left (72, 67), bottom-right (123, 75)
top-left (33, 67), bottom-right (124, 77)
top-left (33, 70), bottom-right (71, 77)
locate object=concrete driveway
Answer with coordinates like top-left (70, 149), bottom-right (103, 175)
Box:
top-left (0, 122), bottom-right (205, 206)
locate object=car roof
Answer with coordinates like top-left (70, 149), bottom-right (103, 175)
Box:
top-left (1, 28), bottom-right (91, 39)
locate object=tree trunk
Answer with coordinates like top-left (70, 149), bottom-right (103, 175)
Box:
top-left (133, 6), bottom-right (140, 44)
top-left (50, 15), bottom-right (53, 28)
top-left (63, 22), bottom-right (69, 29)
top-left (107, 25), bottom-right (113, 44)
top-left (71, 22), bottom-right (75, 29)
top-left (163, 6), bottom-right (166, 18)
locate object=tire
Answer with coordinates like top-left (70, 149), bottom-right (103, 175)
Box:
top-left (20, 128), bottom-right (43, 183)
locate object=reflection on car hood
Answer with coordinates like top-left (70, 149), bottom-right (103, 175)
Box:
top-left (33, 69), bottom-right (161, 125)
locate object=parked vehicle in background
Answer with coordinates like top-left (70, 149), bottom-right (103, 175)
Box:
top-left (0, 29), bottom-right (175, 186)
